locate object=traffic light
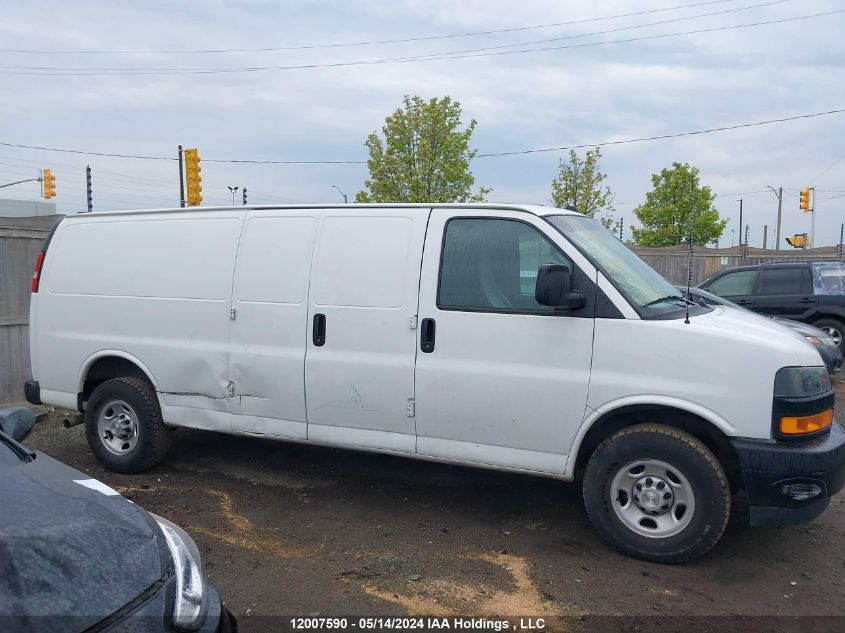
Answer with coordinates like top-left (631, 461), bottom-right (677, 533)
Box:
top-left (799, 187), bottom-right (811, 212)
top-left (41, 169), bottom-right (56, 199)
top-left (785, 233), bottom-right (807, 249)
top-left (184, 148), bottom-right (202, 206)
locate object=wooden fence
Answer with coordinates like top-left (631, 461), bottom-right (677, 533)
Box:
top-left (0, 215), bottom-right (61, 404)
top-left (631, 244), bottom-right (845, 285)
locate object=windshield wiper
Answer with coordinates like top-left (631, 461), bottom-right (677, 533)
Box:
top-left (642, 294), bottom-right (692, 308)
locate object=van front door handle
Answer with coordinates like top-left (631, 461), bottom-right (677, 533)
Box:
top-left (313, 313), bottom-right (326, 347)
top-left (420, 318), bottom-right (436, 353)
top-left (798, 297), bottom-right (814, 303)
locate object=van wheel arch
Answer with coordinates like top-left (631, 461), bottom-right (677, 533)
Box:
top-left (80, 355), bottom-right (157, 411)
top-left (574, 405), bottom-right (743, 494)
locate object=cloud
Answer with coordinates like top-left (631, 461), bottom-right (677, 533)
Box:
top-left (1, 0), bottom-right (843, 244)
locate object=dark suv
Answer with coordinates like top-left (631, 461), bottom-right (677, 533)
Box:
top-left (698, 261), bottom-right (845, 353)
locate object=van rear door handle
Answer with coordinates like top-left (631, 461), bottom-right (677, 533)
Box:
top-left (420, 318), bottom-right (436, 353)
top-left (798, 297), bottom-right (814, 303)
top-left (313, 313), bottom-right (326, 346)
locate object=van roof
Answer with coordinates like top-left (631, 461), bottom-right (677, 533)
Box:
top-left (63, 203), bottom-right (581, 219)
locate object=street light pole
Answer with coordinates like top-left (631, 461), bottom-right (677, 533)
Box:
top-left (0, 177), bottom-right (41, 189)
top-left (768, 185), bottom-right (783, 250)
top-left (227, 186), bottom-right (239, 206)
top-left (332, 185), bottom-right (348, 203)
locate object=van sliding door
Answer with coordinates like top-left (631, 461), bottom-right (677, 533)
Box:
top-left (304, 208), bottom-right (430, 452)
top-left (229, 210), bottom-right (320, 438)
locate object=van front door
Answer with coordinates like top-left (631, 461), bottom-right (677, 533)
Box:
top-left (304, 208), bottom-right (429, 452)
top-left (414, 210), bottom-right (596, 474)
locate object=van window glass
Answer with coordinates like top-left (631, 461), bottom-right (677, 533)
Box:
top-left (707, 270), bottom-right (757, 297)
top-left (438, 218), bottom-right (569, 312)
top-left (758, 268), bottom-right (810, 296)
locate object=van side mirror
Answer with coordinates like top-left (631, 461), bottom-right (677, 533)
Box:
top-left (535, 263), bottom-right (586, 310)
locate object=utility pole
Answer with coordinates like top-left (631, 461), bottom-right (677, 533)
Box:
top-left (242, 187), bottom-right (247, 206)
top-left (810, 187), bottom-right (816, 248)
top-left (737, 199), bottom-right (743, 246)
top-left (768, 186), bottom-right (783, 250)
top-left (86, 165), bottom-right (93, 212)
top-left (178, 145), bottom-right (185, 208)
top-left (839, 223), bottom-right (844, 261)
top-left (619, 217), bottom-right (624, 242)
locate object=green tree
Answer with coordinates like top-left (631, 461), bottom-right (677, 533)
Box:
top-left (631, 162), bottom-right (727, 247)
top-left (356, 95), bottom-right (490, 203)
top-left (550, 147), bottom-right (617, 231)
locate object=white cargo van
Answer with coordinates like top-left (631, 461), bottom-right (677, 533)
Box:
top-left (26, 204), bottom-right (845, 563)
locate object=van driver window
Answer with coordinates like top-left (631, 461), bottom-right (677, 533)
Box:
top-left (437, 218), bottom-right (570, 312)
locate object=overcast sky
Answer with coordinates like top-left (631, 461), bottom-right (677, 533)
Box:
top-left (1, 0), bottom-right (844, 246)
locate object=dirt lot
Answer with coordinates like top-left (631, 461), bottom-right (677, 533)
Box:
top-left (22, 380), bottom-right (845, 632)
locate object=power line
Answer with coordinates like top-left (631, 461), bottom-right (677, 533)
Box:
top-left (2, 107), bottom-right (843, 166)
top-left (0, 0), bottom-right (738, 55)
top-left (2, 0), bottom-right (787, 72)
top-left (808, 150), bottom-right (845, 185)
top-left (2, 9), bottom-right (837, 76)
top-left (475, 108), bottom-right (845, 157)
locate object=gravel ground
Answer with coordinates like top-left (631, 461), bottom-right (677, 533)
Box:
top-left (20, 379), bottom-right (845, 632)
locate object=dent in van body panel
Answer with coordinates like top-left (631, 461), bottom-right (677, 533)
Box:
top-left (33, 212), bottom-right (244, 419)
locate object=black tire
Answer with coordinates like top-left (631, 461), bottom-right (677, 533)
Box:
top-left (811, 317), bottom-right (845, 354)
top-left (583, 424), bottom-right (730, 564)
top-left (85, 377), bottom-right (172, 474)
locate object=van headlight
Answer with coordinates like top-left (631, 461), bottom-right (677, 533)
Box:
top-left (773, 367), bottom-right (834, 438)
top-left (154, 515), bottom-right (208, 630)
top-left (805, 335), bottom-right (836, 347)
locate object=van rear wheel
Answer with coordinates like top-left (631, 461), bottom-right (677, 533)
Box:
top-left (85, 377), bottom-right (171, 473)
top-left (583, 424), bottom-right (730, 564)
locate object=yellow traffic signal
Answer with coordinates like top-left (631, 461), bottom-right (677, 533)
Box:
top-left (184, 148), bottom-right (202, 206)
top-left (42, 169), bottom-right (56, 199)
top-left (785, 233), bottom-right (807, 248)
top-left (799, 187), bottom-right (811, 212)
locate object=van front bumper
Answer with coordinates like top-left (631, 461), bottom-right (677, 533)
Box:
top-left (730, 420), bottom-right (845, 526)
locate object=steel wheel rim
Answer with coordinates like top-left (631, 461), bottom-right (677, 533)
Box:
top-left (96, 399), bottom-right (140, 456)
top-left (819, 325), bottom-right (842, 347)
top-left (610, 458), bottom-right (696, 539)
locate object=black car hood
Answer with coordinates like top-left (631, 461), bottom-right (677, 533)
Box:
top-left (0, 448), bottom-right (164, 633)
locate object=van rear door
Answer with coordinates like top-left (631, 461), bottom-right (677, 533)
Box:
top-left (304, 208), bottom-right (429, 452)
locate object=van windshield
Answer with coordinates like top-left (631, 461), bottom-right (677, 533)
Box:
top-left (546, 214), bottom-right (694, 317)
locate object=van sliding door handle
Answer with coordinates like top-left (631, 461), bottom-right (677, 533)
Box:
top-left (420, 318), bottom-right (436, 353)
top-left (313, 313), bottom-right (326, 347)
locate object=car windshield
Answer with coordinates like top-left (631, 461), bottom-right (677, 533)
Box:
top-left (546, 214), bottom-right (688, 315)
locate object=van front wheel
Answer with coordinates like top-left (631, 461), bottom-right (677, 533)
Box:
top-left (85, 377), bottom-right (171, 473)
top-left (583, 424), bottom-right (730, 564)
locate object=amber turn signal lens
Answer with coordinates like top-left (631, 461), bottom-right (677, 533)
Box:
top-left (780, 409), bottom-right (834, 435)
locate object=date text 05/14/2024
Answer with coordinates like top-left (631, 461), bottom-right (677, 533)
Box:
top-left (289, 617), bottom-right (547, 631)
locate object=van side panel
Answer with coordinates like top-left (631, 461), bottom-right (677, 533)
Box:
top-left (229, 212), bottom-right (319, 439)
top-left (36, 213), bottom-right (242, 428)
